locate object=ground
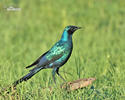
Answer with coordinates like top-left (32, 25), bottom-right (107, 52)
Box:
top-left (0, 0), bottom-right (125, 99)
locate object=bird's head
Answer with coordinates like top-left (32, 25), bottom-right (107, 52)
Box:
top-left (61, 25), bottom-right (81, 41)
top-left (64, 25), bottom-right (81, 35)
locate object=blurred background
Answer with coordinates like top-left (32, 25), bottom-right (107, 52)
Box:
top-left (0, 0), bottom-right (125, 99)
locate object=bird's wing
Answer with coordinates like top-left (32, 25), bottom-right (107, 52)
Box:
top-left (26, 42), bottom-right (65, 69)
top-left (37, 42), bottom-right (65, 67)
top-left (45, 47), bottom-right (64, 64)
top-left (29, 51), bottom-right (64, 72)
top-left (26, 51), bottom-right (49, 68)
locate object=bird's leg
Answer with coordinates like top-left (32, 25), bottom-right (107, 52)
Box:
top-left (56, 68), bottom-right (66, 82)
top-left (52, 68), bottom-right (56, 84)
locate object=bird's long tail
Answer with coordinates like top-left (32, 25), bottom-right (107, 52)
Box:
top-left (13, 67), bottom-right (43, 87)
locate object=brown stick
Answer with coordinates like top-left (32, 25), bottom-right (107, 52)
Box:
top-left (61, 78), bottom-right (96, 91)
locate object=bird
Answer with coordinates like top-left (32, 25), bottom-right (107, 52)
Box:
top-left (13, 25), bottom-right (81, 87)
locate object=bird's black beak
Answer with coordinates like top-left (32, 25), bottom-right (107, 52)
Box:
top-left (75, 26), bottom-right (82, 30)
top-left (77, 26), bottom-right (82, 29)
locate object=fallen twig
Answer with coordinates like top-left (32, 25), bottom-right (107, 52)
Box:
top-left (61, 78), bottom-right (96, 91)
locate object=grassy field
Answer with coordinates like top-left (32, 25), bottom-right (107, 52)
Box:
top-left (0, 0), bottom-right (125, 99)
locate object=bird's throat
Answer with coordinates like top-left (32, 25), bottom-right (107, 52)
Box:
top-left (61, 31), bottom-right (72, 41)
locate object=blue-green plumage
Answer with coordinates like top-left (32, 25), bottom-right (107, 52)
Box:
top-left (13, 25), bottom-right (81, 86)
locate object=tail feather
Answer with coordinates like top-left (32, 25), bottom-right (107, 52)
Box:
top-left (13, 67), bottom-right (43, 87)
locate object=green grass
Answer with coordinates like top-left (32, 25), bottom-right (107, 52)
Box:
top-left (0, 0), bottom-right (125, 99)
